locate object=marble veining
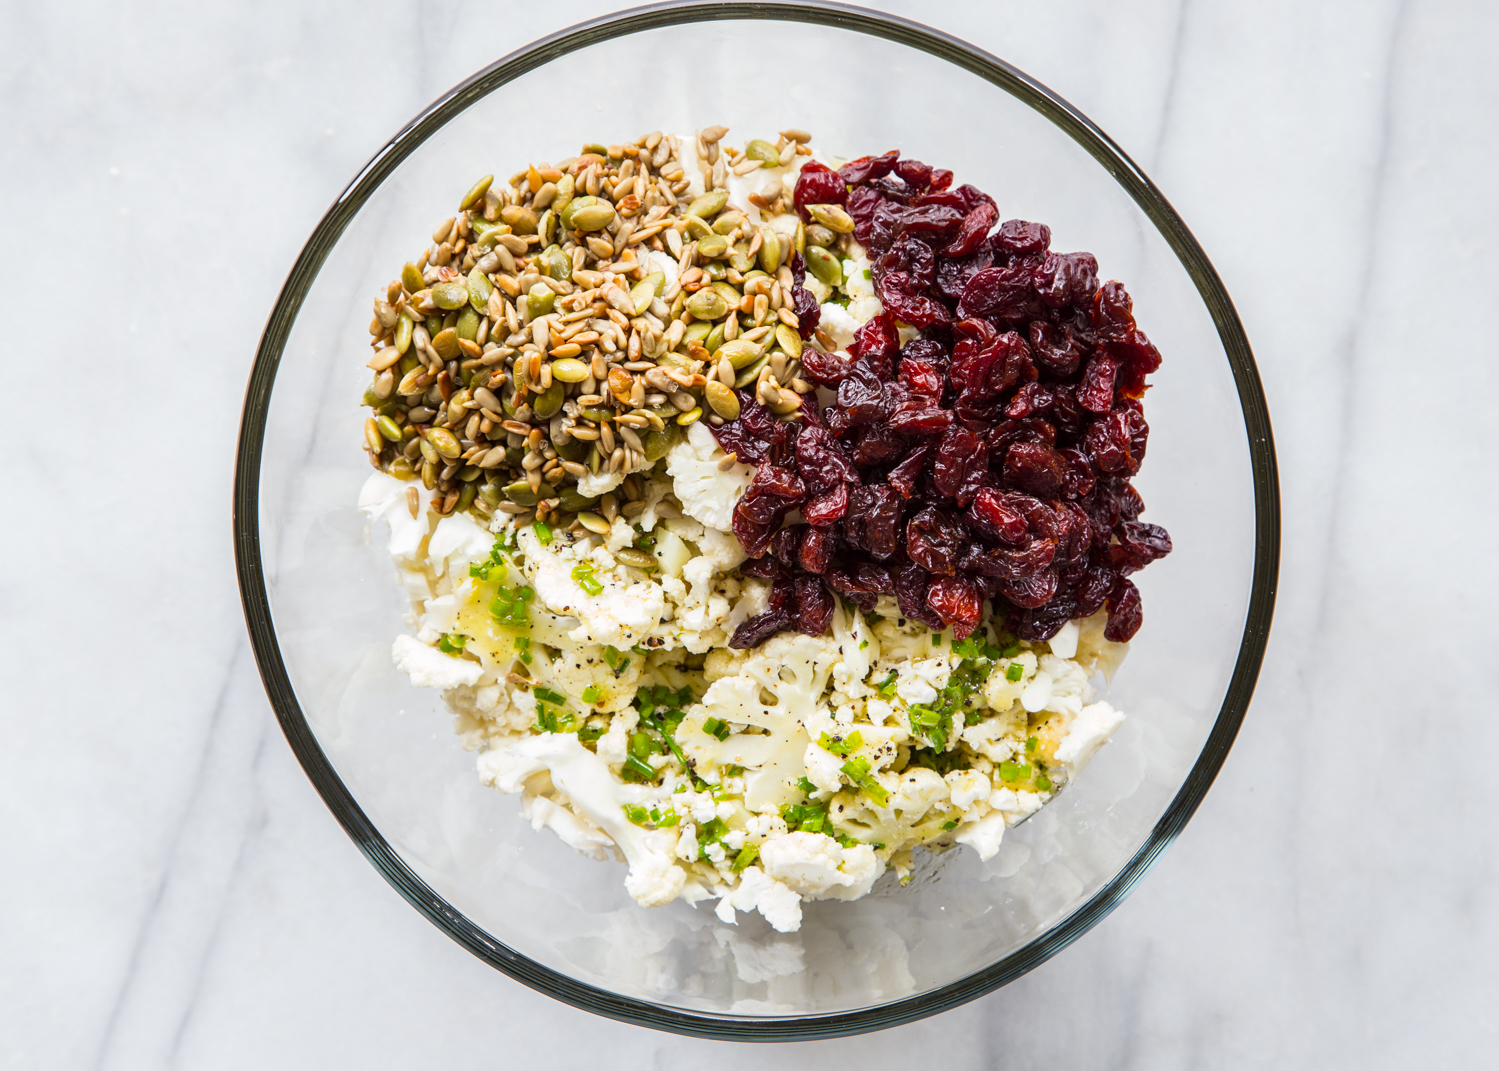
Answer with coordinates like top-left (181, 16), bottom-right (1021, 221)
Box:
top-left (1, 0), bottom-right (1495, 1067)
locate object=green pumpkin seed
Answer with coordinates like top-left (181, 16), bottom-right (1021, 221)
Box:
top-left (456, 482), bottom-right (478, 513)
top-left (577, 511), bottom-right (611, 535)
top-left (401, 262), bottom-right (424, 294)
top-left (728, 249), bottom-right (753, 273)
top-left (425, 314), bottom-right (442, 337)
top-left (551, 358), bottom-right (589, 383)
top-left (558, 487), bottom-right (598, 511)
top-left (794, 219), bottom-right (806, 255)
top-left (745, 139), bottom-right (780, 164)
top-left (676, 406), bottom-right (703, 426)
top-left (806, 203), bottom-right (855, 233)
top-left (704, 260), bottom-right (727, 282)
top-left (554, 437), bottom-right (587, 462)
top-left (805, 223), bottom-right (836, 248)
top-left (642, 423), bottom-right (681, 462)
top-left (687, 190), bottom-right (728, 218)
top-left (427, 427), bottom-right (462, 458)
top-left (459, 464), bottom-right (483, 482)
top-left (389, 456), bottom-right (416, 481)
top-left (362, 387), bottom-right (382, 408)
top-left (758, 228), bottom-right (782, 273)
top-left (775, 323), bottom-right (803, 360)
top-left (527, 283), bottom-right (555, 318)
top-left (553, 173), bottom-right (575, 216)
top-left (479, 480), bottom-right (504, 506)
top-left (459, 175), bottom-right (493, 211)
top-left (399, 353), bottom-right (421, 376)
top-left (432, 281), bottom-right (468, 310)
top-left (615, 548), bottom-right (657, 570)
top-left (531, 379), bottom-right (564, 419)
top-left (683, 321), bottom-right (713, 344)
top-left (715, 339), bottom-right (763, 369)
top-left (712, 281), bottom-right (743, 307)
top-left (421, 459), bottom-right (437, 489)
top-left (804, 245), bottom-right (843, 288)
top-left (419, 437), bottom-right (440, 464)
top-left (456, 308), bottom-right (479, 342)
top-left (734, 352), bottom-right (771, 388)
top-left (500, 205), bottom-right (539, 234)
top-left (431, 328), bottom-right (460, 360)
top-left (684, 215), bottom-right (713, 239)
top-left (630, 272), bottom-right (664, 315)
top-left (570, 201), bottom-right (616, 232)
top-left (712, 211), bottom-right (745, 236)
top-left (703, 322), bottom-right (726, 354)
top-left (686, 289), bottom-right (728, 320)
top-left (560, 194), bottom-right (592, 230)
top-left (703, 380), bottom-right (740, 419)
top-left (538, 208), bottom-right (555, 246)
top-left (503, 480), bottom-right (540, 506)
top-left (394, 314), bottom-right (414, 354)
top-left (469, 218), bottom-right (511, 248)
top-left (540, 244), bottom-right (570, 281)
top-left (579, 407), bottom-right (613, 423)
top-left (696, 233), bottom-right (728, 258)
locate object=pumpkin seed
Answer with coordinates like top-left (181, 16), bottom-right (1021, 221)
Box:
top-left (456, 482), bottom-right (478, 513)
top-left (539, 244), bottom-right (570, 281)
top-left (531, 379), bottom-right (565, 419)
top-left (503, 480), bottom-right (540, 506)
top-left (686, 289), bottom-right (728, 320)
top-left (576, 511), bottom-right (611, 535)
top-left (676, 406), bottom-right (703, 426)
top-left (553, 173), bottom-right (575, 216)
top-left (687, 190), bottom-right (728, 218)
top-left (712, 211), bottom-right (746, 235)
top-left (389, 456), bottom-right (416, 480)
top-left (459, 175), bottom-right (493, 211)
top-left (432, 281), bottom-right (467, 310)
top-left (427, 427), bottom-right (462, 458)
top-left (704, 260), bottom-right (727, 282)
top-left (806, 203), bottom-right (855, 233)
top-left (470, 218), bottom-right (511, 248)
top-left (394, 314), bottom-right (413, 354)
top-left (527, 283), bottom-right (555, 318)
top-left (712, 281), bottom-right (743, 307)
top-left (615, 547), bottom-right (657, 570)
top-left (418, 436), bottom-right (440, 464)
top-left (684, 320), bottom-right (713, 344)
top-left (500, 205), bottom-right (539, 234)
top-left (558, 486), bottom-right (598, 511)
top-left (684, 215), bottom-right (713, 240)
top-left (642, 422), bottom-right (681, 461)
top-left (775, 323), bottom-right (803, 360)
top-left (745, 139), bottom-right (780, 164)
top-left (551, 358), bottom-right (589, 383)
top-left (696, 233), bottom-right (728, 258)
top-left (734, 352), bottom-right (770, 388)
top-left (704, 322), bottom-right (726, 354)
top-left (715, 338), bottom-right (763, 368)
top-left (431, 328), bottom-right (460, 360)
top-left (804, 245), bottom-right (843, 287)
top-left (401, 262), bottom-right (424, 294)
top-left (570, 201), bottom-right (616, 231)
top-left (758, 228), bottom-right (782, 274)
top-left (456, 308), bottom-right (479, 342)
top-left (703, 379), bottom-right (740, 419)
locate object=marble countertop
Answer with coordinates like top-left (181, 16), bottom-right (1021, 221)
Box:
top-left (3, 0), bottom-right (1495, 1066)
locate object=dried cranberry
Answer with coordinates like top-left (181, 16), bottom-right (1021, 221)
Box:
top-left (895, 203), bottom-right (965, 239)
top-left (788, 252), bottom-right (821, 340)
top-left (730, 577), bottom-right (796, 649)
top-left (794, 161), bottom-right (847, 217)
top-left (1028, 320), bottom-right (1085, 377)
top-left (825, 560), bottom-right (895, 611)
top-left (1108, 520), bottom-right (1173, 573)
top-left (839, 151), bottom-right (900, 185)
top-left (798, 526), bottom-right (838, 573)
top-left (886, 386), bottom-right (955, 435)
top-left (732, 464), bottom-right (806, 557)
top-left (944, 203), bottom-right (997, 257)
top-left (878, 233), bottom-right (936, 287)
top-left (848, 313), bottom-right (901, 380)
top-left (1083, 408), bottom-right (1148, 475)
top-left (1060, 447), bottom-right (1096, 499)
top-left (1077, 352), bottom-right (1120, 413)
top-left (927, 575), bottom-right (984, 639)
top-left (1074, 560), bottom-right (1117, 618)
top-left (877, 271), bottom-right (952, 329)
top-left (957, 260), bottom-right (1046, 324)
top-left (894, 157), bottom-right (934, 190)
top-left (968, 487), bottom-right (1030, 545)
top-left (1105, 577), bottom-right (1143, 641)
top-left (795, 576), bottom-right (836, 635)
top-left (796, 425), bottom-right (857, 492)
top-left (906, 506), bottom-right (968, 575)
top-left (851, 424), bottom-right (905, 467)
top-left (895, 564), bottom-right (946, 629)
top-left (933, 425), bottom-right (988, 505)
top-left (887, 446), bottom-right (931, 499)
top-left (1112, 330), bottom-right (1164, 399)
top-left (803, 483), bottom-right (850, 525)
top-left (899, 355), bottom-right (946, 397)
top-left (769, 525), bottom-right (804, 566)
top-left (995, 568), bottom-right (1059, 610)
top-left (1033, 251), bottom-right (1098, 309)
top-left (935, 249), bottom-right (997, 301)
top-left (993, 219), bottom-right (1052, 255)
top-left (832, 361), bottom-right (891, 430)
top-left (1092, 280), bottom-right (1136, 342)
top-left (843, 483), bottom-right (906, 560)
top-left (964, 537), bottom-right (1056, 580)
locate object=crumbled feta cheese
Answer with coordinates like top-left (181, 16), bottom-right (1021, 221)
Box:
top-left (759, 832), bottom-right (882, 901)
top-left (576, 470), bottom-right (624, 498)
top-left (945, 769), bottom-right (992, 811)
top-left (955, 811), bottom-right (1007, 861)
top-left (392, 634), bottom-right (483, 690)
top-left (1053, 701), bottom-right (1125, 775)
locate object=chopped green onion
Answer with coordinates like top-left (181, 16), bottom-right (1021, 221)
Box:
top-left (795, 776), bottom-right (818, 796)
top-left (581, 685), bottom-right (602, 704)
top-left (859, 639), bottom-right (869, 650)
top-left (932, 633), bottom-right (941, 646)
top-left (1035, 773), bottom-right (1053, 792)
top-left (876, 671), bottom-right (898, 700)
top-left (623, 804), bottom-right (649, 826)
top-left (578, 723), bottom-right (605, 744)
top-left (731, 844), bottom-right (760, 872)
top-left (1006, 662), bottom-right (1024, 682)
top-left (436, 633), bottom-right (467, 654)
top-left (534, 687), bottom-right (567, 706)
top-left (941, 819), bottom-right (958, 831)
top-left (532, 520), bottom-right (553, 545)
top-left (702, 717), bottom-right (731, 742)
top-left (571, 562), bottom-right (603, 597)
top-left (999, 761), bottom-right (1033, 783)
top-left (622, 754), bottom-right (657, 782)
top-left (840, 755), bottom-right (888, 807)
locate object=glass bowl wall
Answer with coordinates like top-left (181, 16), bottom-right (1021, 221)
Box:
top-left (234, 1), bottom-right (1278, 1041)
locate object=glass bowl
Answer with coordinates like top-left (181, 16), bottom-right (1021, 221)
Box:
top-left (233, 0), bottom-right (1279, 1040)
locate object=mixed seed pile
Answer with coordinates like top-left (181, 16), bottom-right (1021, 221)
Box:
top-left (360, 126), bottom-right (855, 536)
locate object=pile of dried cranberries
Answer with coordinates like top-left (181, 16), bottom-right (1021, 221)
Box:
top-left (714, 151), bottom-right (1171, 647)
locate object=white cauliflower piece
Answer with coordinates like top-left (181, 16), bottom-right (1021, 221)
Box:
top-left (392, 634), bottom-right (483, 690)
top-left (945, 769), bottom-right (992, 812)
top-left (665, 421), bottom-right (754, 532)
top-left (758, 832), bottom-right (882, 901)
top-left (717, 867), bottom-right (804, 932)
top-left (576, 470), bottom-right (624, 498)
top-left (1053, 701), bottom-right (1126, 776)
top-left (803, 742), bottom-right (844, 794)
top-left (955, 811), bottom-right (1007, 861)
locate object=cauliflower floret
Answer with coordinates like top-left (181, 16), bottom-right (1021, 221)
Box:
top-left (989, 787), bottom-right (1046, 825)
top-left (392, 634), bottom-right (483, 690)
top-left (945, 769), bottom-right (992, 812)
top-left (829, 766), bottom-right (951, 848)
top-left (716, 867), bottom-right (804, 932)
top-left (1053, 701), bottom-right (1125, 776)
top-left (803, 742), bottom-right (844, 794)
top-left (576, 470), bottom-right (624, 498)
top-left (758, 832), bottom-right (882, 901)
top-left (666, 421), bottom-right (754, 532)
top-left (962, 703), bottom-right (1027, 762)
top-left (955, 811), bottom-right (1007, 861)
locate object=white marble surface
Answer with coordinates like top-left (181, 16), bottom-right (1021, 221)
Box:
top-left (2, 0), bottom-right (1495, 1065)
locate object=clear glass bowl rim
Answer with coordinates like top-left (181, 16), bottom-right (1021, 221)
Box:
top-left (231, 0), bottom-right (1280, 1041)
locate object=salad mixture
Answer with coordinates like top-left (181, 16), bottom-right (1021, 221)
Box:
top-left (358, 127), bottom-right (1171, 932)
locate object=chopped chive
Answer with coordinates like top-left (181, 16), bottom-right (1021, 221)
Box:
top-left (702, 717), bottom-right (731, 742)
top-left (932, 633), bottom-right (940, 646)
top-left (534, 687), bottom-right (567, 706)
top-left (622, 804), bottom-right (649, 826)
top-left (532, 520), bottom-right (553, 545)
top-left (731, 844), bottom-right (760, 872)
top-left (859, 639), bottom-right (869, 650)
top-left (795, 776), bottom-right (817, 795)
top-left (1035, 773), bottom-right (1053, 792)
top-left (876, 671), bottom-right (898, 700)
top-left (581, 685), bottom-right (602, 704)
top-left (437, 633), bottom-right (467, 654)
top-left (1026, 734), bottom-right (1038, 753)
top-left (1006, 662), bottom-right (1024, 682)
top-left (999, 761), bottom-right (1033, 783)
top-left (941, 819), bottom-right (958, 831)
